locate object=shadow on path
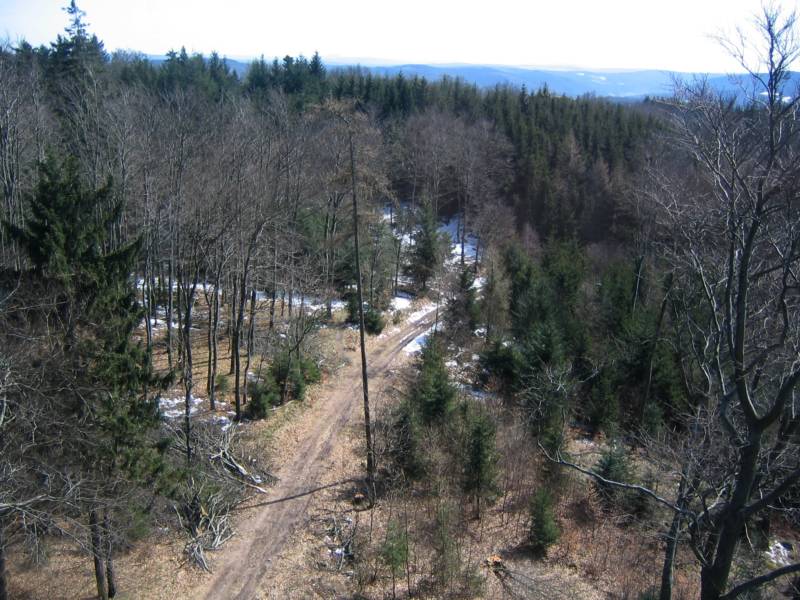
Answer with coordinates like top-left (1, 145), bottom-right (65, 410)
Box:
top-left (243, 478), bottom-right (359, 509)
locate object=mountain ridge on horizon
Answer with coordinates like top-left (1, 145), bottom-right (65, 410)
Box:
top-left (144, 54), bottom-right (798, 100)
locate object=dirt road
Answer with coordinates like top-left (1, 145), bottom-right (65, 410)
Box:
top-left (199, 311), bottom-right (434, 600)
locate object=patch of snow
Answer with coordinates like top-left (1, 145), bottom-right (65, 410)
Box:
top-left (766, 540), bottom-right (794, 566)
top-left (403, 327), bottom-right (433, 354)
top-left (378, 325), bottom-right (401, 340)
top-left (395, 275), bottom-right (414, 287)
top-left (471, 276), bottom-right (486, 290)
top-left (142, 307), bottom-right (179, 331)
top-left (439, 217), bottom-right (479, 266)
top-left (474, 327), bottom-right (487, 337)
top-left (573, 437), bottom-right (599, 450)
top-left (304, 296), bottom-right (347, 312)
top-left (159, 394), bottom-right (204, 419)
top-left (211, 415), bottom-right (232, 431)
top-left (407, 304), bottom-right (436, 324)
top-left (390, 292), bottom-right (413, 311)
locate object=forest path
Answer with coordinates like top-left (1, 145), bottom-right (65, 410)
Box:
top-left (199, 310), bottom-right (435, 600)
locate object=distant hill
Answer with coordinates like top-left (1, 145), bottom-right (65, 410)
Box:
top-left (144, 55), bottom-right (800, 100)
top-left (343, 64), bottom-right (800, 100)
top-left (357, 64), bottom-right (680, 98)
top-left (146, 54), bottom-right (251, 78)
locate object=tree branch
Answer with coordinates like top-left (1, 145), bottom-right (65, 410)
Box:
top-left (720, 562), bottom-right (800, 599)
top-left (538, 442), bottom-right (688, 515)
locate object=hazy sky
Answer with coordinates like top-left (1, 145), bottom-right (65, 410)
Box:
top-left (1, 0), bottom-right (798, 72)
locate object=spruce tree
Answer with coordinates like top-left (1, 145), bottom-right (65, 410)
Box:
top-left (380, 519), bottom-right (409, 600)
top-left (446, 267), bottom-right (480, 341)
top-left (528, 489), bottom-right (560, 556)
top-left (7, 155), bottom-right (166, 600)
top-left (410, 202), bottom-right (445, 292)
top-left (414, 335), bottom-right (456, 423)
top-left (462, 408), bottom-right (498, 518)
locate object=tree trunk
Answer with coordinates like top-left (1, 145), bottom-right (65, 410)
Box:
top-left (281, 351), bottom-right (294, 405)
top-left (394, 236), bottom-right (402, 296)
top-left (103, 510), bottom-right (116, 598)
top-left (243, 287), bottom-right (257, 404)
top-left (0, 523), bottom-right (8, 600)
top-left (700, 435), bottom-right (762, 600)
top-left (143, 259), bottom-right (153, 351)
top-left (348, 127), bottom-right (375, 504)
top-left (460, 203), bottom-right (467, 267)
top-left (229, 276), bottom-right (238, 376)
top-left (473, 235), bottom-right (480, 273)
top-left (166, 257), bottom-right (174, 371)
top-left (183, 279), bottom-right (196, 468)
top-left (659, 473), bottom-right (687, 600)
top-left (270, 229), bottom-right (278, 330)
top-left (89, 508), bottom-right (108, 600)
top-left (641, 274), bottom-right (673, 423)
top-left (209, 285), bottom-right (219, 410)
top-left (208, 265), bottom-right (221, 410)
top-left (234, 276), bottom-right (248, 416)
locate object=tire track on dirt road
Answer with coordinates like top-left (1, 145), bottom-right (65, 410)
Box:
top-left (200, 311), bottom-right (435, 600)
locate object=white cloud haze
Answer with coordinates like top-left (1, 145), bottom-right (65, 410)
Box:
top-left (1, 0), bottom-right (797, 72)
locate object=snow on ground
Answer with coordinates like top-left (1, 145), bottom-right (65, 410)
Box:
top-left (766, 540), bottom-right (794, 566)
top-left (457, 383), bottom-right (492, 401)
top-left (403, 326), bottom-right (433, 354)
top-left (305, 297), bottom-right (347, 312)
top-left (253, 290), bottom-right (347, 313)
top-left (390, 291), bottom-right (413, 311)
top-left (396, 275), bottom-right (414, 287)
top-left (142, 307), bottom-right (178, 331)
top-left (439, 216), bottom-right (478, 265)
top-left (159, 394), bottom-right (204, 419)
top-left (407, 303), bottom-right (438, 324)
top-left (471, 276), bottom-right (486, 290)
top-left (211, 414), bottom-right (233, 431)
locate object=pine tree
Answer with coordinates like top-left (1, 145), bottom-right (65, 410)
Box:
top-left (462, 408), bottom-right (498, 518)
top-left (409, 202), bottom-right (445, 292)
top-left (7, 155), bottom-right (166, 600)
top-left (446, 267), bottom-right (480, 341)
top-left (414, 334), bottom-right (456, 423)
top-left (528, 489), bottom-right (560, 555)
top-left (595, 445), bottom-right (633, 508)
top-left (380, 519), bottom-right (409, 600)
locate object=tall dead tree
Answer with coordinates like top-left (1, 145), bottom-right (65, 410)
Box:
top-left (336, 105), bottom-right (377, 503)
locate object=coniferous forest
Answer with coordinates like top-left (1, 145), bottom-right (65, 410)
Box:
top-left (3, 3), bottom-right (800, 599)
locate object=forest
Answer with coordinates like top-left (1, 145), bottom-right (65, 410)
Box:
top-left (2, 2), bottom-right (800, 600)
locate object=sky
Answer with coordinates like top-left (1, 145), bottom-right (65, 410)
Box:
top-left (1, 0), bottom-right (798, 72)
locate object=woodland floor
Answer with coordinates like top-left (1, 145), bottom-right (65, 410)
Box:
top-left (7, 297), bottom-right (794, 599)
top-left (7, 301), bottom-right (440, 599)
